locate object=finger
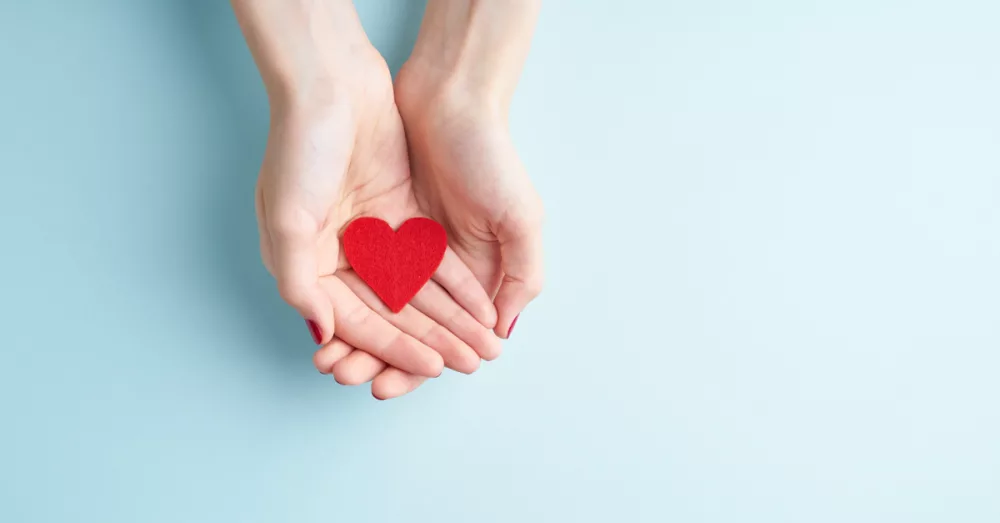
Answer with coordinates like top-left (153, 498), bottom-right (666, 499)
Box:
top-left (332, 350), bottom-right (387, 386)
top-left (432, 248), bottom-right (498, 329)
top-left (320, 276), bottom-right (444, 377)
top-left (313, 337), bottom-right (355, 374)
top-left (410, 279), bottom-right (502, 361)
top-left (372, 367), bottom-right (427, 400)
top-left (340, 272), bottom-right (481, 374)
top-left (493, 215), bottom-right (545, 338)
top-left (266, 207), bottom-right (333, 345)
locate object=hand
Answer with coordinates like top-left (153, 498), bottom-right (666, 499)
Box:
top-left (314, 80), bottom-right (539, 396)
top-left (328, 0), bottom-right (545, 394)
top-left (396, 75), bottom-right (545, 339)
top-left (232, 0), bottom-right (500, 396)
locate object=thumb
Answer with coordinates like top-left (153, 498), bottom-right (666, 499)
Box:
top-left (492, 214), bottom-right (545, 339)
top-left (267, 207), bottom-right (334, 346)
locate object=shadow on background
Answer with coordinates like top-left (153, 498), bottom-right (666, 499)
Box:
top-left (175, 0), bottom-right (428, 396)
top-left (356, 0), bottom-right (428, 76)
top-left (178, 0), bottom-right (306, 391)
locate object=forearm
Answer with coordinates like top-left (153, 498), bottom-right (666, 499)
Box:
top-left (406, 0), bottom-right (541, 107)
top-left (229, 0), bottom-right (372, 108)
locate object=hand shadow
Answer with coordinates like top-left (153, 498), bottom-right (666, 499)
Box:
top-left (176, 0), bottom-right (427, 401)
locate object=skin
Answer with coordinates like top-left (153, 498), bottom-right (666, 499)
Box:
top-left (232, 0), bottom-right (543, 399)
top-left (322, 0), bottom-right (545, 398)
top-left (232, 0), bottom-right (500, 387)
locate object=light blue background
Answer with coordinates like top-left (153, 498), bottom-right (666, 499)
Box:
top-left (2, 1), bottom-right (999, 521)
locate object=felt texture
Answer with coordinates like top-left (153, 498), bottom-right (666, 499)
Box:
top-left (342, 217), bottom-right (448, 313)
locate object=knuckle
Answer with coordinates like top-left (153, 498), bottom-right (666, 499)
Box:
top-left (417, 324), bottom-right (444, 349)
top-left (447, 304), bottom-right (472, 327)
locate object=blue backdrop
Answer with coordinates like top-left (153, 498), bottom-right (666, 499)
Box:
top-left (2, 1), bottom-right (998, 521)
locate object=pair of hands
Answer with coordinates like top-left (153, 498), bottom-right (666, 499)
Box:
top-left (238, 1), bottom-right (543, 399)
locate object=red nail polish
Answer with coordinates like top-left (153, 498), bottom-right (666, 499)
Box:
top-left (507, 314), bottom-right (519, 338)
top-left (306, 319), bottom-right (322, 345)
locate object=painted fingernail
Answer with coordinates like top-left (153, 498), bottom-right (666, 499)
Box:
top-left (306, 319), bottom-right (322, 345)
top-left (507, 314), bottom-right (520, 338)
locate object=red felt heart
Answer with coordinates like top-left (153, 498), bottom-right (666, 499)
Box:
top-left (342, 217), bottom-right (447, 313)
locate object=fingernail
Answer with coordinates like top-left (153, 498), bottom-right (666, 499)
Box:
top-left (306, 319), bottom-right (322, 345)
top-left (507, 314), bottom-right (520, 338)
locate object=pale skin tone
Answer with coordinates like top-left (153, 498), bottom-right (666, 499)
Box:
top-left (231, 0), bottom-right (543, 399)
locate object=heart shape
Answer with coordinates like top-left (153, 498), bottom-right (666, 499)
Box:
top-left (342, 217), bottom-right (447, 313)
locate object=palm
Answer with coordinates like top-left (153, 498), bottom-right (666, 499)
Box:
top-left (401, 102), bottom-right (544, 338)
top-left (410, 123), bottom-right (507, 294)
top-left (257, 67), bottom-right (417, 282)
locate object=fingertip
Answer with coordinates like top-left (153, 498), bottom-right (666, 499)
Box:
top-left (332, 363), bottom-right (365, 386)
top-left (462, 290), bottom-right (498, 330)
top-left (332, 370), bottom-right (357, 386)
top-left (434, 248), bottom-right (498, 329)
top-left (465, 322), bottom-right (502, 361)
top-left (372, 370), bottom-right (426, 400)
top-left (494, 279), bottom-right (540, 339)
top-left (415, 346), bottom-right (446, 378)
top-left (477, 302), bottom-right (499, 330)
top-left (507, 314), bottom-right (519, 338)
top-left (493, 310), bottom-right (520, 340)
top-left (397, 350), bottom-right (444, 379)
top-left (313, 350), bottom-right (327, 373)
top-left (332, 353), bottom-right (386, 386)
top-left (313, 338), bottom-right (354, 374)
top-left (306, 319), bottom-right (323, 345)
top-left (280, 283), bottom-right (333, 345)
top-left (455, 355), bottom-right (481, 375)
top-left (494, 310), bottom-right (516, 340)
top-left (371, 380), bottom-right (390, 401)
top-left (479, 335), bottom-right (503, 361)
top-left (430, 355), bottom-right (446, 378)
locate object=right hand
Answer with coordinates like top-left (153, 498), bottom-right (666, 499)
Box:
top-left (395, 68), bottom-right (546, 340)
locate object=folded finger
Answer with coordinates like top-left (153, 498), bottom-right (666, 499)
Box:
top-left (432, 248), bottom-right (498, 329)
top-left (410, 279), bottom-right (502, 361)
top-left (332, 350), bottom-right (387, 386)
top-left (372, 367), bottom-right (427, 400)
top-left (313, 336), bottom-right (355, 374)
top-left (320, 276), bottom-right (443, 377)
top-left (339, 271), bottom-right (480, 374)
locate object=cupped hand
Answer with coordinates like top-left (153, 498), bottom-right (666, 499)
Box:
top-left (325, 68), bottom-right (545, 398)
top-left (254, 49), bottom-right (499, 390)
top-left (395, 68), bottom-right (546, 340)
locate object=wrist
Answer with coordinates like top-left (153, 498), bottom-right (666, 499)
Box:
top-left (395, 61), bottom-right (505, 128)
top-left (397, 56), bottom-right (511, 115)
top-left (400, 0), bottom-right (540, 112)
top-left (232, 0), bottom-right (381, 112)
top-left (267, 44), bottom-right (386, 118)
